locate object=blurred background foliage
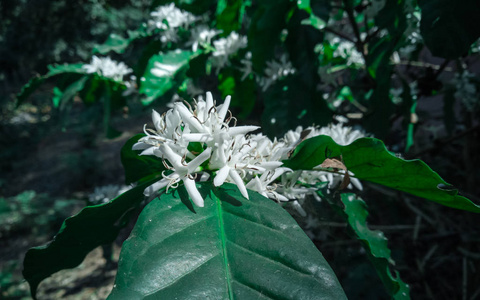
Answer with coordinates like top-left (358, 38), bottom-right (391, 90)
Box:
top-left (1, 0), bottom-right (480, 299)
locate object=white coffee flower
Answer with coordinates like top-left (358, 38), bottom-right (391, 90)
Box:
top-left (330, 36), bottom-right (365, 66)
top-left (187, 25), bottom-right (220, 52)
top-left (257, 54), bottom-right (296, 91)
top-left (212, 32), bottom-right (248, 72)
top-left (83, 56), bottom-right (132, 81)
top-left (149, 3), bottom-right (197, 30)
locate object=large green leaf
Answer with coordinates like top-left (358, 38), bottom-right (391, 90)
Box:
top-left (108, 182), bottom-right (347, 299)
top-left (419, 0), bottom-right (480, 59)
top-left (139, 50), bottom-right (198, 106)
top-left (23, 177), bottom-right (159, 299)
top-left (340, 193), bottom-right (410, 299)
top-left (284, 136), bottom-right (480, 212)
top-left (121, 134), bottom-right (165, 184)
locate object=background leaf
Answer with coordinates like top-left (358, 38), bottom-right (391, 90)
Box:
top-left (340, 193), bottom-right (410, 299)
top-left (108, 182), bottom-right (347, 299)
top-left (419, 0), bottom-right (480, 59)
top-left (284, 136), bottom-right (480, 212)
top-left (139, 50), bottom-right (198, 106)
top-left (22, 177), bottom-right (159, 299)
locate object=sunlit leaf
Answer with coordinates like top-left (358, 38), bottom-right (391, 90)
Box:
top-left (139, 50), bottom-right (199, 106)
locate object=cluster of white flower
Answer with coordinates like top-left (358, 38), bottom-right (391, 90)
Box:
top-left (89, 184), bottom-right (131, 205)
top-left (134, 92), bottom-right (366, 214)
top-left (148, 3), bottom-right (197, 43)
top-left (330, 36), bottom-right (365, 66)
top-left (256, 54), bottom-right (296, 91)
top-left (83, 56), bottom-right (132, 81)
top-left (211, 32), bottom-right (248, 72)
top-left (187, 25), bottom-right (221, 52)
top-left (453, 71), bottom-right (478, 112)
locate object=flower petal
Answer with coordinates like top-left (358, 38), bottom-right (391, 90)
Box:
top-left (187, 147), bottom-right (212, 173)
top-left (140, 147), bottom-right (156, 156)
top-left (214, 165), bottom-right (230, 187)
top-left (183, 178), bottom-right (204, 207)
top-left (143, 178), bottom-right (169, 196)
top-left (132, 142), bottom-right (151, 151)
top-left (227, 126), bottom-right (260, 136)
top-left (217, 95), bottom-right (231, 122)
top-left (152, 109), bottom-right (162, 132)
top-left (229, 169), bottom-right (249, 199)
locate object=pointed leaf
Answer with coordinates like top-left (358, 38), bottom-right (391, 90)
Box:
top-left (340, 193), bottom-right (410, 299)
top-left (284, 136), bottom-right (480, 212)
top-left (22, 177), bottom-right (159, 299)
top-left (108, 182), bottom-right (347, 299)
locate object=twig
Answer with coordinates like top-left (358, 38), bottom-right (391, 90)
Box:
top-left (324, 27), bottom-right (356, 43)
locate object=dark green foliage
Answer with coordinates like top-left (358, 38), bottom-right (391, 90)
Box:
top-left (419, 0), bottom-right (480, 58)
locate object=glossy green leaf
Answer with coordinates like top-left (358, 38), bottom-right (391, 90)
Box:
top-left (419, 0), bottom-right (480, 59)
top-left (341, 193), bottom-right (410, 299)
top-left (108, 182), bottom-right (347, 299)
top-left (121, 134), bottom-right (165, 185)
top-left (94, 33), bottom-right (133, 55)
top-left (284, 136), bottom-right (480, 212)
top-left (23, 177), bottom-right (159, 299)
top-left (46, 63), bottom-right (86, 76)
top-left (139, 50), bottom-right (198, 106)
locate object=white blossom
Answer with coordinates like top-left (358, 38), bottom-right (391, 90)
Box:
top-left (83, 56), bottom-right (132, 81)
top-left (187, 25), bottom-right (220, 52)
top-left (148, 3), bottom-right (197, 44)
top-left (330, 36), bottom-right (365, 66)
top-left (149, 3), bottom-right (197, 30)
top-left (133, 92), bottom-right (368, 212)
top-left (212, 32), bottom-right (248, 72)
top-left (257, 54), bottom-right (296, 91)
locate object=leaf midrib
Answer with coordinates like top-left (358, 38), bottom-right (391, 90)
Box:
top-left (215, 190), bottom-right (234, 299)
